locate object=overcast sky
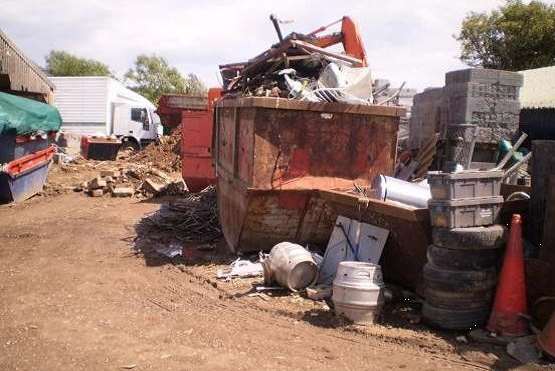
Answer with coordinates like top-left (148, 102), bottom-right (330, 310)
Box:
top-left (0, 0), bottom-right (537, 91)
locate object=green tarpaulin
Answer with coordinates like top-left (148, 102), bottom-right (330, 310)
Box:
top-left (0, 92), bottom-right (62, 136)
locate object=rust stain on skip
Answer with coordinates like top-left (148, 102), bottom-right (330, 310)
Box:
top-left (214, 97), bottom-right (402, 253)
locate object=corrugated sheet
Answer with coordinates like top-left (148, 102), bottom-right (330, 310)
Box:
top-left (50, 77), bottom-right (109, 125)
top-left (519, 66), bottom-right (555, 109)
top-left (0, 29), bottom-right (54, 102)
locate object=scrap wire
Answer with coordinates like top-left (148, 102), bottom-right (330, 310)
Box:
top-left (136, 186), bottom-right (222, 243)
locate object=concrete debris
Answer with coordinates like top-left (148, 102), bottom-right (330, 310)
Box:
top-left (90, 189), bottom-right (104, 197)
top-left (88, 177), bottom-right (107, 190)
top-left (142, 178), bottom-right (168, 194)
top-left (111, 187), bottom-right (134, 197)
top-left (100, 170), bottom-right (120, 178)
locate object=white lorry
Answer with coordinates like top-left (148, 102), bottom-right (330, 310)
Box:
top-left (50, 76), bottom-right (161, 149)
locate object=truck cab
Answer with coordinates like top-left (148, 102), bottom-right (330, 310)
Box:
top-left (111, 103), bottom-right (160, 149)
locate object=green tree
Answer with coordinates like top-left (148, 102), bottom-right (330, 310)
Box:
top-left (457, 0), bottom-right (555, 71)
top-left (124, 54), bottom-right (206, 103)
top-left (45, 50), bottom-right (112, 77)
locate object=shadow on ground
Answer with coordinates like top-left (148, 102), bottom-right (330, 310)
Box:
top-left (127, 189), bottom-right (232, 268)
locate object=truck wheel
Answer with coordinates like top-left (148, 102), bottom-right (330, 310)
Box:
top-left (427, 245), bottom-right (500, 271)
top-left (432, 225), bottom-right (506, 250)
top-left (423, 263), bottom-right (497, 292)
top-left (422, 302), bottom-right (489, 330)
top-left (121, 139), bottom-right (139, 152)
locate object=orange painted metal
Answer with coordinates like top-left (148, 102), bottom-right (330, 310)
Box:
top-left (305, 16), bottom-right (367, 67)
top-left (5, 145), bottom-right (55, 177)
top-left (180, 88), bottom-right (222, 192)
top-left (214, 97), bottom-right (403, 253)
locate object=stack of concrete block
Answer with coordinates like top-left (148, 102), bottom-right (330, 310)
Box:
top-left (408, 87), bottom-right (444, 150)
top-left (443, 69), bottom-right (523, 167)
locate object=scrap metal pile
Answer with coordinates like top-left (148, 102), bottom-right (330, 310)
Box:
top-left (136, 185), bottom-right (222, 244)
top-left (219, 16), bottom-right (381, 105)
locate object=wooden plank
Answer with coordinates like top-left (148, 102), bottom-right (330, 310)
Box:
top-left (318, 190), bottom-right (430, 222)
top-left (291, 39), bottom-right (364, 66)
top-left (217, 97), bottom-right (406, 117)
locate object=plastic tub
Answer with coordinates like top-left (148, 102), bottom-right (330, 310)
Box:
top-left (0, 146), bottom-right (54, 203)
top-left (429, 196), bottom-right (504, 228)
top-left (428, 170), bottom-right (504, 200)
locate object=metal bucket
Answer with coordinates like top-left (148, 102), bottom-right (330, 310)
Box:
top-left (332, 261), bottom-right (384, 325)
top-left (261, 242), bottom-right (318, 291)
top-left (373, 175), bottom-right (431, 208)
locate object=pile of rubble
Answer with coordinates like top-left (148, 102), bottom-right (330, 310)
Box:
top-left (131, 127), bottom-right (182, 172)
top-left (78, 165), bottom-right (186, 198)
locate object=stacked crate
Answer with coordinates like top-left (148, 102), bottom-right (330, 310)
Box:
top-left (422, 170), bottom-right (506, 330)
top-left (442, 69), bottom-right (523, 168)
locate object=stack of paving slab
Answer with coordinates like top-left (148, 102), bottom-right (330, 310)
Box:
top-left (422, 169), bottom-right (506, 330)
top-left (443, 68), bottom-right (523, 168)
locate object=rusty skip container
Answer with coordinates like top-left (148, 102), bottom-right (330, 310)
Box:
top-left (214, 97), bottom-right (403, 253)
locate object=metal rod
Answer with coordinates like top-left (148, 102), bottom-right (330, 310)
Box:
top-left (269, 14), bottom-right (284, 42)
top-left (494, 133), bottom-right (528, 170)
top-left (307, 18), bottom-right (343, 36)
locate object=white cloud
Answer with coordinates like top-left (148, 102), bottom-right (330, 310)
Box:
top-left (1, 0), bottom-right (543, 91)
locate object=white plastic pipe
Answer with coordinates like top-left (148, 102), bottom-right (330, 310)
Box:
top-left (373, 175), bottom-right (431, 208)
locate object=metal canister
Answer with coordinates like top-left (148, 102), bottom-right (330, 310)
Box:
top-left (261, 242), bottom-right (318, 291)
top-left (332, 261), bottom-right (384, 325)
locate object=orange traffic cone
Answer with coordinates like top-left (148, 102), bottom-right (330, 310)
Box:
top-left (538, 312), bottom-right (555, 359)
top-left (487, 214), bottom-right (529, 336)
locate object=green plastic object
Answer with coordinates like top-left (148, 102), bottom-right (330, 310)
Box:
top-left (496, 139), bottom-right (526, 165)
top-left (0, 92), bottom-right (62, 136)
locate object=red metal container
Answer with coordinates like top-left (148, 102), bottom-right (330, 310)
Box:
top-left (214, 97), bottom-right (404, 253)
top-left (80, 136), bottom-right (122, 161)
top-left (179, 88), bottom-right (222, 192)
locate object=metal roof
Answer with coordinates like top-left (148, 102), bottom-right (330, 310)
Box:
top-left (519, 66), bottom-right (555, 109)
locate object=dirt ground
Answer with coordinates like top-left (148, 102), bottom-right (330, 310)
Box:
top-left (0, 162), bottom-right (543, 370)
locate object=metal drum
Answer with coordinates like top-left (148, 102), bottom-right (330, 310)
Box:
top-left (261, 242), bottom-right (318, 291)
top-left (332, 261), bottom-right (384, 325)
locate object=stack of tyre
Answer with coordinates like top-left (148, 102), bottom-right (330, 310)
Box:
top-left (422, 176), bottom-right (506, 330)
